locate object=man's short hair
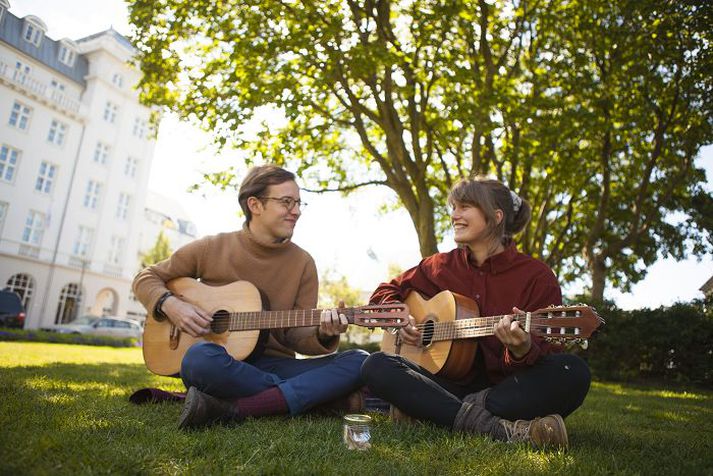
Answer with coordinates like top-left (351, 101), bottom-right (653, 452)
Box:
top-left (238, 165), bottom-right (296, 222)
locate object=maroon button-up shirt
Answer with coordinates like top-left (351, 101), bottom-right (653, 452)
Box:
top-left (370, 242), bottom-right (563, 384)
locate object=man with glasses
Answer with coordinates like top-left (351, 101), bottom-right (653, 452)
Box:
top-left (133, 165), bottom-right (368, 429)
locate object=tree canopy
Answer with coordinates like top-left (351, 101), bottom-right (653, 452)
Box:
top-left (139, 230), bottom-right (173, 268)
top-left (129, 0), bottom-right (712, 301)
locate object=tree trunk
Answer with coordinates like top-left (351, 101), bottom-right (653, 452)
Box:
top-left (415, 214), bottom-right (438, 257)
top-left (590, 256), bottom-right (607, 304)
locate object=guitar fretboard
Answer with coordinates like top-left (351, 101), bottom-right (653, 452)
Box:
top-left (213, 308), bottom-right (357, 332)
top-left (416, 314), bottom-right (516, 342)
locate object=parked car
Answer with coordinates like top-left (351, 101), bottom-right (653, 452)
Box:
top-left (0, 288), bottom-right (25, 328)
top-left (43, 315), bottom-right (99, 334)
top-left (46, 316), bottom-right (142, 340)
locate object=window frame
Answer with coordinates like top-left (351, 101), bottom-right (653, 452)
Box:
top-left (35, 160), bottom-right (57, 195)
top-left (9, 101), bottom-right (32, 131)
top-left (0, 144), bottom-right (20, 183)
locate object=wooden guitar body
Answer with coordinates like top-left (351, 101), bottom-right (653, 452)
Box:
top-left (142, 279), bottom-right (263, 376)
top-left (380, 290), bottom-right (480, 380)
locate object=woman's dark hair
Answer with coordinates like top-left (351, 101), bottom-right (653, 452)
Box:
top-left (238, 165), bottom-right (296, 222)
top-left (447, 176), bottom-right (531, 244)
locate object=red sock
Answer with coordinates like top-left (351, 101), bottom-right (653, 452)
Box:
top-left (234, 387), bottom-right (288, 418)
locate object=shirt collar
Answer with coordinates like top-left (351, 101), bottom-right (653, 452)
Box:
top-left (463, 240), bottom-right (518, 275)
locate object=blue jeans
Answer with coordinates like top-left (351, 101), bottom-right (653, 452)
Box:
top-left (181, 342), bottom-right (368, 415)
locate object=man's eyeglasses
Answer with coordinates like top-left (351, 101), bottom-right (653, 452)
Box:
top-left (259, 196), bottom-right (308, 211)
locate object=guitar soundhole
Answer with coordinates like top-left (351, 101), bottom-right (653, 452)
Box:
top-left (211, 310), bottom-right (230, 334)
top-left (421, 320), bottom-right (435, 346)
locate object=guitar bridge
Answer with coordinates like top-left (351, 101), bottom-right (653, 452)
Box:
top-left (169, 325), bottom-right (181, 350)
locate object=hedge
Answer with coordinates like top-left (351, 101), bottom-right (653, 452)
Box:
top-left (573, 299), bottom-right (712, 386)
top-left (0, 328), bottom-right (140, 347)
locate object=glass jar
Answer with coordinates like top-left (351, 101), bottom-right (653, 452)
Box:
top-left (343, 414), bottom-right (372, 450)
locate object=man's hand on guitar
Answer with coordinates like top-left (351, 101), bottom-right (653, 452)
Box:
top-left (398, 316), bottom-right (422, 346)
top-left (318, 308), bottom-right (348, 339)
top-left (162, 296), bottom-right (213, 337)
top-left (493, 307), bottom-right (531, 359)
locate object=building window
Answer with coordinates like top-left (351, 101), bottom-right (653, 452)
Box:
top-left (107, 235), bottom-right (125, 265)
top-left (13, 61), bottom-right (31, 85)
top-left (72, 226), bottom-right (94, 257)
top-left (9, 101), bottom-right (32, 130)
top-left (49, 79), bottom-right (66, 101)
top-left (112, 73), bottom-right (123, 88)
top-left (58, 45), bottom-right (76, 67)
top-left (22, 210), bottom-right (45, 246)
top-left (124, 156), bottom-right (138, 178)
top-left (103, 102), bottom-right (118, 123)
top-left (55, 283), bottom-right (82, 324)
top-left (83, 180), bottom-right (102, 209)
top-left (116, 193), bottom-right (131, 220)
top-left (0, 145), bottom-right (20, 183)
top-left (22, 18), bottom-right (45, 47)
top-left (6, 273), bottom-right (35, 314)
top-left (132, 117), bottom-right (147, 139)
top-left (35, 161), bottom-right (57, 194)
top-left (93, 142), bottom-right (110, 165)
top-left (47, 120), bottom-right (67, 146)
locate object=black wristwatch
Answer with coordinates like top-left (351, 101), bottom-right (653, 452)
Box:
top-left (153, 291), bottom-right (173, 321)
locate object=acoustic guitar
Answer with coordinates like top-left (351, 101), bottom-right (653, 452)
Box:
top-left (380, 290), bottom-right (604, 380)
top-left (142, 278), bottom-right (409, 376)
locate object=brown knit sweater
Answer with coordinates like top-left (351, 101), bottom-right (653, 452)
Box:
top-left (132, 225), bottom-right (337, 358)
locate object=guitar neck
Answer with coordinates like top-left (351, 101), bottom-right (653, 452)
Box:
top-left (225, 308), bottom-right (356, 331)
top-left (426, 314), bottom-right (521, 342)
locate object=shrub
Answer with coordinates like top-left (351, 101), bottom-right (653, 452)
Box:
top-left (574, 299), bottom-right (712, 386)
top-left (0, 328), bottom-right (140, 347)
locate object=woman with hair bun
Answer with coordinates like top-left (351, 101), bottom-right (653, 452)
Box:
top-left (361, 176), bottom-right (591, 450)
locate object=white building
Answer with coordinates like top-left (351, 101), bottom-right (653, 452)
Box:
top-left (0, 3), bottom-right (172, 327)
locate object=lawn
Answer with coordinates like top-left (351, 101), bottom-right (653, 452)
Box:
top-left (1, 342), bottom-right (711, 475)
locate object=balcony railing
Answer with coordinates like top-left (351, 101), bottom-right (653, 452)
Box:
top-left (0, 61), bottom-right (81, 114)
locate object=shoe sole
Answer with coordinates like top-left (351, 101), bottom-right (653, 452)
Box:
top-left (549, 414), bottom-right (568, 450)
top-left (178, 386), bottom-right (199, 430)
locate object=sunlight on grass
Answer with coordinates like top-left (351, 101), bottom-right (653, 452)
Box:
top-left (653, 411), bottom-right (691, 423)
top-left (0, 342), bottom-right (143, 367)
top-left (25, 377), bottom-right (126, 396)
top-left (592, 382), bottom-right (708, 401)
top-left (649, 390), bottom-right (707, 401)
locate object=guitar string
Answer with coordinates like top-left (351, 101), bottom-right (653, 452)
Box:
top-left (413, 314), bottom-right (588, 342)
top-left (211, 307), bottom-right (406, 331)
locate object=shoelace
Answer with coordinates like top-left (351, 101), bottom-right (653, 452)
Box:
top-left (502, 419), bottom-right (532, 442)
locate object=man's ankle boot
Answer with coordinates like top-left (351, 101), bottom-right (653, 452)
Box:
top-left (178, 386), bottom-right (243, 430)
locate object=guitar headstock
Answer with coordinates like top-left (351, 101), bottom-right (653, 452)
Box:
top-left (528, 305), bottom-right (605, 343)
top-left (347, 303), bottom-right (409, 329)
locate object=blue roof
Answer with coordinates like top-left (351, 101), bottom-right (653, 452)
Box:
top-left (0, 10), bottom-right (88, 86)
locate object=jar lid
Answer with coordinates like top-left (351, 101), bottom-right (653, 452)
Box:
top-left (343, 414), bottom-right (372, 423)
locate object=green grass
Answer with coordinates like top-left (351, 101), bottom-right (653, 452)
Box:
top-left (1, 342), bottom-right (711, 475)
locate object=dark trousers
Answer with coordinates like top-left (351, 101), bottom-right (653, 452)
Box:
top-left (361, 351), bottom-right (591, 428)
top-left (181, 342), bottom-right (368, 415)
